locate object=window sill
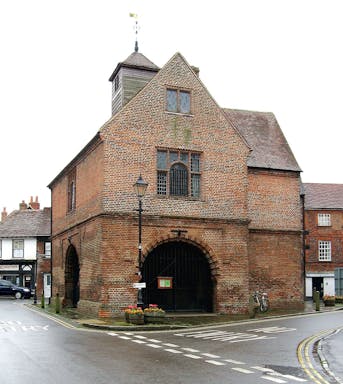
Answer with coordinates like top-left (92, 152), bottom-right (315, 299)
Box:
top-left (156, 194), bottom-right (202, 202)
top-left (165, 111), bottom-right (194, 118)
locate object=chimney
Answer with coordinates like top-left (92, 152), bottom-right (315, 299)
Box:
top-left (1, 207), bottom-right (7, 221)
top-left (19, 200), bottom-right (28, 210)
top-left (29, 196), bottom-right (40, 210)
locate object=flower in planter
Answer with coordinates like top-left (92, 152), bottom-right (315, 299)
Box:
top-left (144, 304), bottom-right (166, 324)
top-left (143, 304), bottom-right (165, 315)
top-left (124, 305), bottom-right (144, 324)
top-left (125, 305), bottom-right (144, 315)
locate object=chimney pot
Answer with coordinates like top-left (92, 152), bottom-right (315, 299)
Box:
top-left (29, 196), bottom-right (40, 210)
top-left (1, 207), bottom-right (7, 222)
top-left (19, 200), bottom-right (28, 210)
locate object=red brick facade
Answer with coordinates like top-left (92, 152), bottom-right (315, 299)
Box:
top-left (303, 183), bottom-right (343, 297)
top-left (49, 52), bottom-right (304, 317)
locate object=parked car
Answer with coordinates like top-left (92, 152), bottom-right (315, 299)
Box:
top-left (0, 279), bottom-right (31, 299)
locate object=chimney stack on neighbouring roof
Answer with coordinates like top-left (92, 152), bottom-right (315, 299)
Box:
top-left (29, 196), bottom-right (40, 210)
top-left (19, 200), bottom-right (28, 210)
top-left (1, 207), bottom-right (7, 222)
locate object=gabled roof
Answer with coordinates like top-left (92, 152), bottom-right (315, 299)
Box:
top-left (0, 208), bottom-right (51, 238)
top-left (303, 183), bottom-right (343, 209)
top-left (109, 51), bottom-right (159, 81)
top-left (223, 109), bottom-right (301, 172)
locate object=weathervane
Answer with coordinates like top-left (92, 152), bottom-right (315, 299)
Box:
top-left (129, 13), bottom-right (139, 52)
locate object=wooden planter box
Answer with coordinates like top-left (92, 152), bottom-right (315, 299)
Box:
top-left (144, 313), bottom-right (166, 324)
top-left (324, 300), bottom-right (335, 307)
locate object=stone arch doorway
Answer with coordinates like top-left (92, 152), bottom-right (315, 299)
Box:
top-left (142, 240), bottom-right (213, 312)
top-left (64, 245), bottom-right (80, 308)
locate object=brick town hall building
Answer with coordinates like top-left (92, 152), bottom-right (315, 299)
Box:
top-left (48, 50), bottom-right (303, 317)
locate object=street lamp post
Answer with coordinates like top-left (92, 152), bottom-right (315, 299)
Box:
top-left (133, 174), bottom-right (148, 308)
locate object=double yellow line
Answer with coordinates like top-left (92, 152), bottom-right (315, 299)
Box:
top-left (297, 328), bottom-right (336, 384)
top-left (25, 304), bottom-right (79, 330)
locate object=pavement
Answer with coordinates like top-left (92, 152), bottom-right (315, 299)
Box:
top-left (76, 300), bottom-right (342, 331)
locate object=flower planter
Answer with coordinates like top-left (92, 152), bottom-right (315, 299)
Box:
top-left (144, 313), bottom-right (166, 324)
top-left (128, 314), bottom-right (144, 325)
top-left (324, 300), bottom-right (335, 307)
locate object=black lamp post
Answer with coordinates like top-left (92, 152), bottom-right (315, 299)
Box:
top-left (133, 174), bottom-right (148, 308)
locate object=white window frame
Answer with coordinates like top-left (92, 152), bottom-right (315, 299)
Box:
top-left (45, 242), bottom-right (51, 257)
top-left (318, 213), bottom-right (331, 226)
top-left (13, 239), bottom-right (24, 258)
top-left (318, 240), bottom-right (331, 261)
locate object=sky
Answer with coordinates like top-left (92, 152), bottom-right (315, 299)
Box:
top-left (0, 0), bottom-right (342, 213)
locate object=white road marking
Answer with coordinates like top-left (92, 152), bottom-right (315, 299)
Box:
top-left (202, 353), bottom-right (220, 358)
top-left (147, 344), bottom-right (162, 349)
top-left (184, 354), bottom-right (202, 359)
top-left (107, 332), bottom-right (306, 383)
top-left (261, 377), bottom-right (287, 383)
top-left (252, 366), bottom-right (275, 373)
top-left (224, 359), bottom-right (246, 365)
top-left (248, 326), bottom-right (296, 334)
top-left (205, 360), bottom-right (226, 366)
top-left (231, 367), bottom-right (254, 374)
top-left (182, 347), bottom-right (200, 353)
top-left (164, 349), bottom-right (182, 354)
top-left (252, 367), bottom-right (307, 382)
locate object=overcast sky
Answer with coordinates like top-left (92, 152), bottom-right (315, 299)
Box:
top-left (0, 0), bottom-right (342, 213)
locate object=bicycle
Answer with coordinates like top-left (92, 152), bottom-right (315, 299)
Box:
top-left (253, 291), bottom-right (269, 312)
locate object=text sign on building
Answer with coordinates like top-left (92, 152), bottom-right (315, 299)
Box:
top-left (133, 282), bottom-right (146, 289)
top-left (0, 265), bottom-right (19, 271)
top-left (158, 277), bottom-right (173, 289)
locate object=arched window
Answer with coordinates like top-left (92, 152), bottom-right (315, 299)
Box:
top-left (157, 149), bottom-right (201, 198)
top-left (170, 163), bottom-right (188, 196)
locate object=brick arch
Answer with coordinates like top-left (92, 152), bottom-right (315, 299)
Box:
top-left (141, 236), bottom-right (216, 311)
top-left (143, 235), bottom-right (219, 282)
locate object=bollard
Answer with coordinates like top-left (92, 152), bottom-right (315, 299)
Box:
top-left (314, 290), bottom-right (320, 311)
top-left (41, 293), bottom-right (45, 309)
top-left (55, 293), bottom-right (61, 314)
top-left (248, 295), bottom-right (257, 318)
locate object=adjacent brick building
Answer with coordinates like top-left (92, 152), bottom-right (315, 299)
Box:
top-left (0, 197), bottom-right (51, 296)
top-left (48, 51), bottom-right (303, 317)
top-left (303, 183), bottom-right (343, 298)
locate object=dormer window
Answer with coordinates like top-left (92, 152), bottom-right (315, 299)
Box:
top-left (166, 89), bottom-right (191, 114)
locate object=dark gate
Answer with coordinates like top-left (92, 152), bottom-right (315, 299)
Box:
top-left (64, 245), bottom-right (80, 308)
top-left (142, 241), bottom-right (213, 312)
